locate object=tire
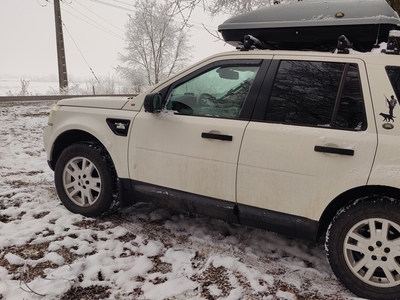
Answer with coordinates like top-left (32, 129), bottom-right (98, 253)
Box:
top-left (326, 197), bottom-right (400, 300)
top-left (54, 142), bottom-right (118, 217)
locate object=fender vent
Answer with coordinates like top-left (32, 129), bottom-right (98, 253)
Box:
top-left (106, 118), bottom-right (131, 137)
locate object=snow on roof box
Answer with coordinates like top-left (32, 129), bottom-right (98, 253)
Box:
top-left (218, 0), bottom-right (400, 52)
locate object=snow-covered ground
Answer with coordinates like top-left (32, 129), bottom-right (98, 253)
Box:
top-left (0, 100), bottom-right (363, 300)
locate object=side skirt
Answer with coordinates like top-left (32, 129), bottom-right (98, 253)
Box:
top-left (118, 179), bottom-right (319, 241)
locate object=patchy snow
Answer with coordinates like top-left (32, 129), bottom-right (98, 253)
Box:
top-left (0, 100), bottom-right (365, 299)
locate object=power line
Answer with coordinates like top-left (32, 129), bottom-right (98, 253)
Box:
top-left (62, 20), bottom-right (101, 82)
top-left (112, 0), bottom-right (136, 7)
top-left (59, 0), bottom-right (222, 44)
top-left (36, 0), bottom-right (48, 7)
top-left (61, 8), bottom-right (124, 39)
top-left (61, 2), bottom-right (125, 39)
top-left (75, 0), bottom-right (125, 33)
top-left (89, 0), bottom-right (136, 13)
top-left (86, 0), bottom-right (219, 30)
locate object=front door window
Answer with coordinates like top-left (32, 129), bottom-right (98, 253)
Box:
top-left (166, 65), bottom-right (260, 119)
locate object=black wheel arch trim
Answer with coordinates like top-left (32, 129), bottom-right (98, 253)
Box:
top-left (318, 185), bottom-right (400, 238)
top-left (49, 129), bottom-right (102, 170)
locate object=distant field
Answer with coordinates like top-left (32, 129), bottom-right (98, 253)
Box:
top-left (0, 79), bottom-right (60, 96)
top-left (0, 78), bottom-right (130, 96)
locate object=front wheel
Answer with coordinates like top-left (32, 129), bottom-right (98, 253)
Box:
top-left (326, 198), bottom-right (400, 300)
top-left (54, 142), bottom-right (118, 217)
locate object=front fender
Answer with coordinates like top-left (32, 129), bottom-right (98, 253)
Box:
top-left (46, 106), bottom-right (138, 179)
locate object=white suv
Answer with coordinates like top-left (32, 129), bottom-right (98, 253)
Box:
top-left (44, 46), bottom-right (400, 299)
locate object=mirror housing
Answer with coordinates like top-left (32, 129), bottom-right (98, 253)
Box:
top-left (144, 93), bottom-right (162, 113)
top-left (217, 67), bottom-right (239, 80)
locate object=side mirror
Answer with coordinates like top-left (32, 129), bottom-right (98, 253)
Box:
top-left (217, 67), bottom-right (239, 80)
top-left (144, 93), bottom-right (162, 113)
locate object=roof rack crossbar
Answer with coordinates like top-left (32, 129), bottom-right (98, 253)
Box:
top-left (382, 30), bottom-right (400, 55)
top-left (337, 35), bottom-right (352, 54)
top-left (239, 35), bottom-right (267, 51)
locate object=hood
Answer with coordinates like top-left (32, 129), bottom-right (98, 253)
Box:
top-left (57, 96), bottom-right (132, 109)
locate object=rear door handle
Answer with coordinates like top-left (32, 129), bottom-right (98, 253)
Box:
top-left (314, 145), bottom-right (354, 156)
top-left (201, 132), bottom-right (233, 141)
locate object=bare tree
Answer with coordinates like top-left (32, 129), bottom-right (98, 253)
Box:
top-left (205, 0), bottom-right (278, 16)
top-left (170, 0), bottom-right (400, 18)
top-left (386, 0), bottom-right (400, 16)
top-left (118, 0), bottom-right (191, 87)
top-left (116, 66), bottom-right (147, 93)
top-left (165, 0), bottom-right (299, 18)
top-left (19, 79), bottom-right (30, 96)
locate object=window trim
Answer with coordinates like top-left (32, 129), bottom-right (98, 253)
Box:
top-left (330, 63), bottom-right (350, 128)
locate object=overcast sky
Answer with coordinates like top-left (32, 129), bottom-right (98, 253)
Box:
top-left (0, 0), bottom-right (233, 80)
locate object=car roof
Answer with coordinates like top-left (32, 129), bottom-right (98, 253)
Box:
top-left (206, 47), bottom-right (400, 66)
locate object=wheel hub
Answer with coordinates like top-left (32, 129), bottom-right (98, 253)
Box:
top-left (343, 218), bottom-right (400, 287)
top-left (62, 156), bottom-right (102, 207)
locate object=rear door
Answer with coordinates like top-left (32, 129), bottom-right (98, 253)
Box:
top-left (237, 56), bottom-right (378, 221)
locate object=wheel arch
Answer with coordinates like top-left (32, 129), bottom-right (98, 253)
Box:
top-left (318, 185), bottom-right (400, 239)
top-left (49, 129), bottom-right (105, 170)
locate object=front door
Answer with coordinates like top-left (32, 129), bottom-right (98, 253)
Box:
top-left (129, 59), bottom-right (268, 204)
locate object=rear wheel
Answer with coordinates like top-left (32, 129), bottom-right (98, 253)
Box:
top-left (326, 197), bottom-right (400, 300)
top-left (54, 142), bottom-right (118, 217)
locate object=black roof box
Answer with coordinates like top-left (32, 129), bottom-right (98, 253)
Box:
top-left (218, 0), bottom-right (400, 52)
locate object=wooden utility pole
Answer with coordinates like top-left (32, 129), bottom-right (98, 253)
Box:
top-left (53, 0), bottom-right (68, 90)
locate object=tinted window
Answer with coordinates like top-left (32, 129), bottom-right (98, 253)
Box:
top-left (265, 61), bottom-right (365, 130)
top-left (167, 65), bottom-right (260, 119)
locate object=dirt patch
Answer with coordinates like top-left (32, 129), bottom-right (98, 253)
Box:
top-left (149, 255), bottom-right (173, 274)
top-left (266, 279), bottom-right (348, 300)
top-left (20, 112), bottom-right (49, 117)
top-left (0, 211), bottom-right (26, 223)
top-left (192, 263), bottom-right (232, 299)
top-left (55, 246), bottom-right (80, 265)
top-left (116, 231), bottom-right (136, 243)
top-left (0, 215), bottom-right (12, 223)
top-left (5, 179), bottom-right (31, 188)
top-left (0, 240), bottom-right (85, 284)
top-left (73, 219), bottom-right (116, 230)
top-left (60, 285), bottom-right (110, 300)
top-left (0, 242), bottom-right (57, 282)
top-left (33, 211), bottom-right (50, 219)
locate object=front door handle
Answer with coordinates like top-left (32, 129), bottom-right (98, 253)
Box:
top-left (314, 145), bottom-right (354, 156)
top-left (201, 132), bottom-right (233, 141)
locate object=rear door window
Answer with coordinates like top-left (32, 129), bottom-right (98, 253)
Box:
top-left (265, 60), bottom-right (366, 130)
